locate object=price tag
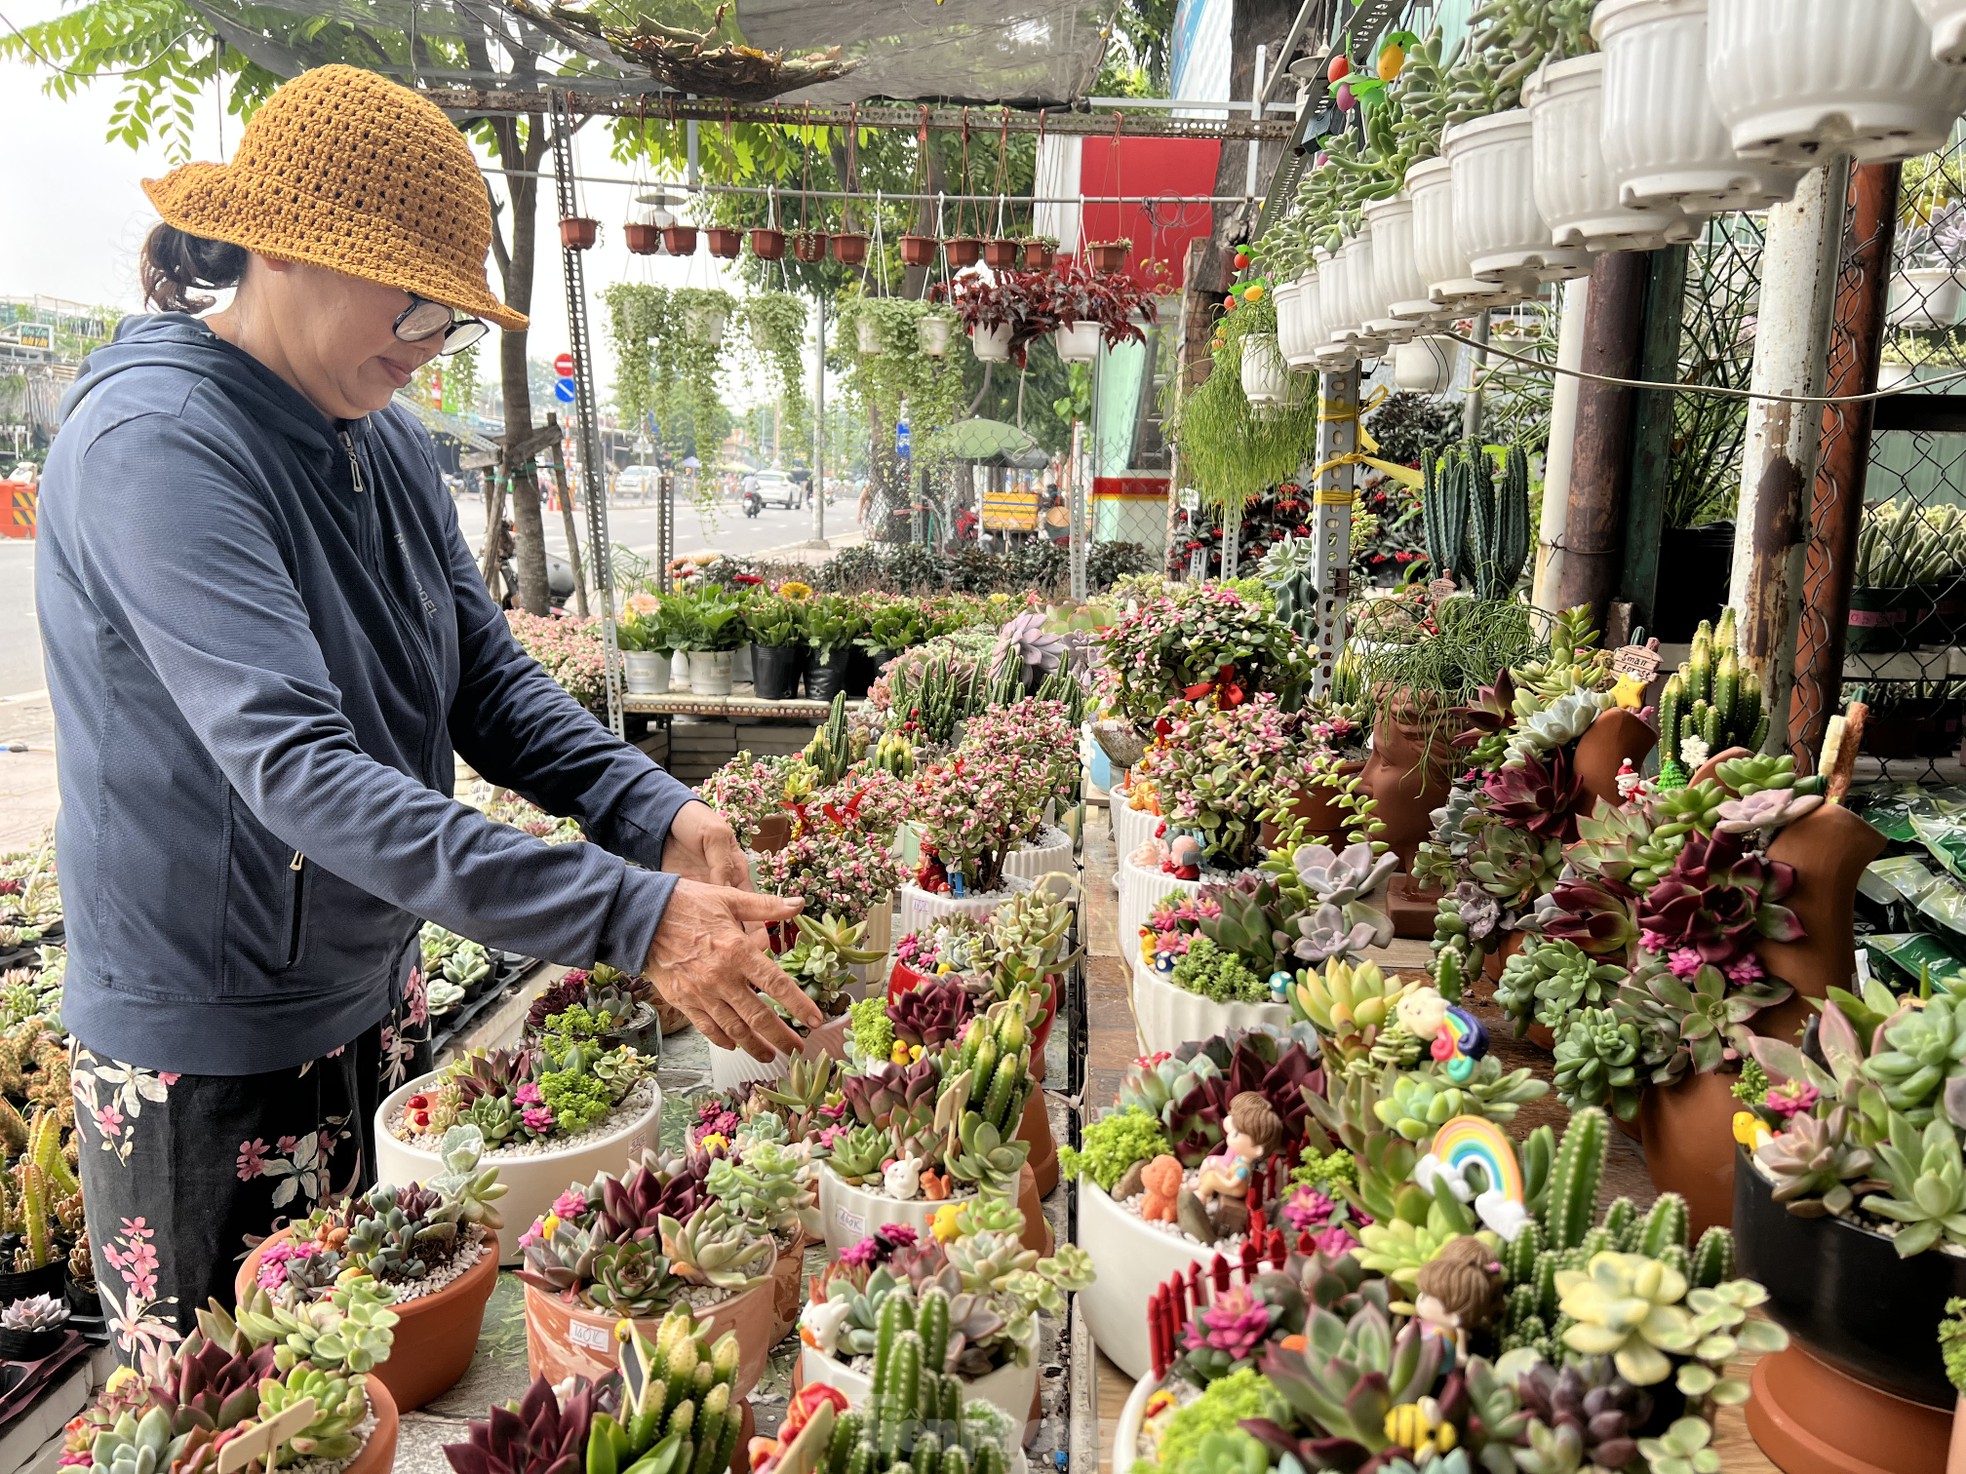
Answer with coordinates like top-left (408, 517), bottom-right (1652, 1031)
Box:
top-left (834, 1206), bottom-right (866, 1236)
top-left (569, 1319), bottom-right (613, 1351)
top-left (1611, 644), bottom-right (1664, 683)
top-left (1178, 486), bottom-right (1200, 512)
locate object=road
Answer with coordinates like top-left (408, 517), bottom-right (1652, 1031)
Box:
top-left (0, 489), bottom-right (855, 743)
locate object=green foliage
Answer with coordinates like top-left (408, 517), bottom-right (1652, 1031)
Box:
top-left (1059, 1107), bottom-right (1171, 1194)
top-left (1168, 936), bottom-right (1272, 1004)
top-left (1153, 1369), bottom-right (1286, 1472)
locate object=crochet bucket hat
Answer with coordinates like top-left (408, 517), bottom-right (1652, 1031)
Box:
top-left (143, 64), bottom-right (526, 332)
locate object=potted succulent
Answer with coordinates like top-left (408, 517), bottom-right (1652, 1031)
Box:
top-left (945, 234), bottom-right (984, 269)
top-left (750, 773), bottom-right (907, 954)
top-left (752, 224), bottom-right (787, 260)
top-left (707, 1133), bottom-right (823, 1342)
top-left (518, 1146), bottom-right (778, 1393)
top-left (1085, 238), bottom-right (1132, 272)
top-left (902, 739), bottom-right (1058, 935)
top-left (1022, 234), bottom-right (1057, 270)
top-left (560, 216), bottom-right (599, 250)
top-left (898, 232), bottom-right (939, 267)
top-left (793, 228), bottom-right (830, 264)
top-left (618, 591), bottom-right (674, 695)
top-left (704, 912), bottom-right (880, 1090)
top-left (375, 979), bottom-right (662, 1263)
top-left (662, 223), bottom-right (699, 256)
top-left (237, 1125), bottom-right (505, 1411)
top-left (624, 220), bottom-right (661, 255)
top-left (960, 697), bottom-right (1080, 882)
top-left (0, 1107), bottom-right (81, 1309)
top-left (0, 1292), bottom-right (67, 1361)
top-left (699, 751), bottom-right (799, 853)
top-left (705, 224), bottom-right (743, 258)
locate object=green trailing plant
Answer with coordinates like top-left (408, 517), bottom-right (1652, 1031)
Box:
top-left (741, 291), bottom-right (811, 444)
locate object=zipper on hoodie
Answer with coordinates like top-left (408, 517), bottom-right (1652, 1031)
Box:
top-left (341, 429), bottom-right (443, 778)
top-left (285, 850), bottom-right (306, 967)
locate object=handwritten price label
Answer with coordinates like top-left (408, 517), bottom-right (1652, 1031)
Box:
top-left (569, 1319), bottom-right (613, 1351)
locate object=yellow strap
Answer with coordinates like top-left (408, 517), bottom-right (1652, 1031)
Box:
top-left (1311, 386), bottom-right (1424, 489)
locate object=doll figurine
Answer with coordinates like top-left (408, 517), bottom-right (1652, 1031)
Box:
top-left (1412, 1235), bottom-right (1506, 1372)
top-left (1166, 832), bottom-right (1203, 881)
top-left (1178, 1091), bottom-right (1283, 1242)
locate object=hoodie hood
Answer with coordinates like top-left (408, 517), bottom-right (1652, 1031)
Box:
top-left (63, 312), bottom-right (346, 454)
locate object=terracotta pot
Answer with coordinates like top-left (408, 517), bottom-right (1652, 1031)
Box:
top-left (624, 222), bottom-right (661, 255)
top-left (346, 1374), bottom-right (399, 1474)
top-left (1087, 242), bottom-right (1129, 272)
top-left (662, 225), bottom-right (698, 256)
top-left (1751, 1344), bottom-right (1953, 1474)
top-left (1480, 928), bottom-right (1525, 983)
top-left (945, 236), bottom-right (983, 269)
top-left (1260, 763), bottom-right (1368, 850)
top-left (899, 234), bottom-right (938, 267)
top-left (704, 226), bottom-right (743, 258)
top-left (1689, 744), bottom-right (1752, 787)
top-left (1950, 1394), bottom-right (1966, 1474)
top-left (1022, 241), bottom-right (1054, 270)
top-left (1360, 700), bottom-right (1455, 869)
top-left (831, 232), bottom-right (868, 266)
top-left (1756, 802), bottom-right (1888, 1028)
top-left (1572, 708), bottom-right (1656, 811)
top-left (982, 238), bottom-right (1022, 270)
top-left (523, 1274), bottom-right (775, 1395)
top-left (752, 814), bottom-right (794, 854)
top-left (769, 1233), bottom-right (805, 1343)
top-left (559, 217), bottom-right (599, 250)
top-left (792, 231), bottom-right (830, 264)
top-left (750, 227), bottom-right (787, 261)
top-left (1637, 1070), bottom-right (1740, 1237)
top-left (238, 1228), bottom-right (498, 1413)
top-left (1017, 1088), bottom-right (1057, 1197)
top-left (654, 996), bottom-right (693, 1035)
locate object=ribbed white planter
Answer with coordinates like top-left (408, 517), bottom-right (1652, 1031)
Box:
top-left (376, 1074), bottom-right (662, 1265)
top-left (1112, 1372), bottom-right (1156, 1471)
top-left (970, 324), bottom-right (1013, 362)
top-left (800, 1324), bottom-right (1041, 1435)
top-left (1115, 853), bottom-right (1204, 962)
top-left (1394, 337), bottom-right (1460, 393)
top-left (1004, 826), bottom-right (1075, 883)
top-left (1444, 110), bottom-right (1591, 293)
top-left (1309, 248), bottom-right (1361, 368)
top-left (623, 652), bottom-right (670, 695)
top-left (1339, 234), bottom-right (1390, 357)
top-left (1239, 332), bottom-right (1290, 410)
top-left (816, 1164), bottom-right (1003, 1254)
top-left (688, 649), bottom-right (734, 696)
top-left (1916, 0), bottom-right (1966, 64)
top-left (1055, 320), bottom-right (1103, 364)
top-left (896, 876), bottom-right (1033, 938)
top-left (1709, 0), bottom-right (1966, 165)
top-left (850, 902), bottom-right (893, 990)
top-left (1271, 280), bottom-right (1304, 367)
top-left (1131, 956), bottom-right (1292, 1057)
top-left (1594, 0), bottom-right (1805, 213)
top-left (1526, 55), bottom-right (1700, 252)
top-left (1408, 156), bottom-right (1519, 312)
top-left (1363, 194), bottom-right (1431, 337)
top-left (1112, 798), bottom-right (1161, 864)
top-left (1078, 1180), bottom-right (1217, 1381)
top-left (706, 1014), bottom-right (850, 1092)
top-left (1292, 269), bottom-right (1327, 369)
top-left (1889, 267), bottom-right (1966, 329)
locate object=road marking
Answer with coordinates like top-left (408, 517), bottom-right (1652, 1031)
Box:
top-left (0, 689), bottom-right (48, 706)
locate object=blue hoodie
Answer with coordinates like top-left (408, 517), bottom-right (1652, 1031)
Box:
top-left (36, 314), bottom-right (698, 1075)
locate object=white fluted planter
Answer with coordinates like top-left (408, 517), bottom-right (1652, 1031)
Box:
top-left (799, 1324), bottom-right (1041, 1437)
top-left (1239, 332), bottom-right (1290, 410)
top-left (1408, 156), bottom-right (1519, 312)
top-left (1055, 320), bottom-right (1103, 364)
top-left (1271, 280), bottom-right (1304, 367)
top-left (1292, 269), bottom-right (1326, 369)
top-left (1889, 267), bottom-right (1966, 329)
top-left (706, 1015), bottom-right (851, 1091)
top-left (623, 652), bottom-right (670, 694)
top-left (896, 876), bottom-right (1033, 938)
top-left (1395, 336), bottom-right (1460, 393)
top-left (1339, 234), bottom-right (1390, 357)
top-left (1112, 1372), bottom-right (1156, 1471)
top-left (1444, 110), bottom-right (1591, 293)
top-left (1595, 0), bottom-right (1804, 212)
top-left (1916, 0), bottom-right (1966, 64)
top-left (1004, 826), bottom-right (1075, 883)
top-left (1526, 54), bottom-right (1701, 253)
top-left (1112, 797), bottom-right (1161, 863)
top-left (1363, 194), bottom-right (1432, 337)
top-left (1115, 853), bottom-right (1205, 961)
top-left (1309, 247), bottom-right (1361, 367)
top-left (1130, 956), bottom-right (1292, 1057)
top-left (970, 324), bottom-right (1014, 362)
top-left (1710, 0), bottom-right (1966, 165)
top-left (1078, 1180), bottom-right (1217, 1381)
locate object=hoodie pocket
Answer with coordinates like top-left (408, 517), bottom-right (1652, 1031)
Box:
top-left (282, 852), bottom-right (307, 970)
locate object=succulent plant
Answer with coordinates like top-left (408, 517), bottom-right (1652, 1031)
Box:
top-left (757, 1053), bottom-right (839, 1135)
top-left (1466, 825), bottom-right (1567, 913)
top-left (145, 1327), bottom-right (281, 1437)
top-left (1507, 689), bottom-right (1616, 766)
top-left (995, 609), bottom-right (1066, 674)
top-left (1656, 611), bottom-right (1769, 771)
top-left (588, 1149), bottom-right (714, 1245)
top-left (0, 1290), bottom-right (67, 1331)
top-left (1638, 829), bottom-right (1802, 965)
top-left (1373, 1056), bottom-right (1547, 1141)
top-left (1496, 939), bottom-right (1625, 1033)
top-left (1288, 903), bottom-right (1388, 966)
top-left (1715, 787), bottom-right (1822, 835)
top-left (1289, 956), bottom-right (1402, 1063)
top-left (982, 884), bottom-right (1081, 1003)
top-left (585, 1238), bottom-right (674, 1316)
top-left (1556, 1252), bottom-right (1696, 1386)
top-left (442, 1375), bottom-right (605, 1474)
top-left (945, 1115), bottom-right (1031, 1193)
top-left (235, 1277), bottom-right (400, 1377)
top-left (1512, 1356), bottom-right (1651, 1473)
top-left (1618, 961), bottom-right (1792, 1082)
top-left (1483, 749), bottom-right (1587, 840)
top-left (1249, 1302), bottom-right (1445, 1462)
top-left (1553, 1009), bottom-right (1644, 1120)
top-left (1862, 1111), bottom-right (1966, 1256)
top-left (1291, 841), bottom-right (1399, 906)
top-left (659, 1202), bottom-right (775, 1290)
top-left (1757, 1107), bottom-right (1876, 1217)
top-left (1537, 875), bottom-right (1641, 959)
top-left (890, 976), bottom-right (978, 1051)
top-left (826, 1124), bottom-right (893, 1184)
top-left (90, 1407), bottom-right (188, 1474)
top-left (1711, 750), bottom-right (1802, 799)
top-left (1862, 994), bottom-right (1966, 1125)
top-left (707, 1138), bottom-right (821, 1243)
top-left (259, 1366), bottom-right (369, 1467)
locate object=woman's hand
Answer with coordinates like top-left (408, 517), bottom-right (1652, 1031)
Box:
top-left (662, 800), bottom-right (753, 891)
top-left (643, 880), bottom-right (820, 1059)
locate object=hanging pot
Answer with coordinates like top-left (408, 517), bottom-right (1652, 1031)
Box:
top-left (1524, 53), bottom-right (1701, 252)
top-left (1289, 268), bottom-right (1327, 370)
top-left (1889, 266), bottom-right (1966, 330)
top-left (1443, 110), bottom-right (1592, 294)
top-left (1273, 279), bottom-right (1304, 367)
top-left (1238, 332), bottom-right (1290, 410)
top-left (969, 322), bottom-right (1014, 362)
top-left (832, 231), bottom-right (869, 266)
top-left (1363, 193), bottom-right (1436, 333)
top-left (945, 236), bottom-right (984, 269)
top-left (898, 234), bottom-right (939, 267)
top-left (1394, 336), bottom-right (1459, 393)
top-left (1055, 320), bottom-right (1103, 363)
top-left (1086, 242), bottom-right (1129, 273)
top-left (559, 217), bottom-right (599, 251)
top-left (662, 224), bottom-right (699, 256)
top-left (750, 227), bottom-right (787, 261)
top-left (1407, 156), bottom-right (1519, 313)
top-left (791, 230), bottom-right (829, 264)
top-left (1593, 0), bottom-right (1805, 213)
top-left (982, 237), bottom-right (1022, 270)
top-left (1917, 0), bottom-right (1966, 63)
top-left (917, 315), bottom-right (953, 356)
top-left (1337, 233), bottom-right (1391, 357)
top-left (623, 222), bottom-right (661, 256)
top-left (1022, 240), bottom-right (1055, 270)
top-left (857, 317), bottom-right (886, 356)
top-left (1709, 0), bottom-right (1966, 166)
top-left (704, 226), bottom-right (742, 258)
top-left (686, 303), bottom-right (728, 348)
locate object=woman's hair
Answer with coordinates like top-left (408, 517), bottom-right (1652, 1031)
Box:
top-left (141, 222), bottom-right (249, 315)
top-left (1226, 1091), bottom-right (1282, 1154)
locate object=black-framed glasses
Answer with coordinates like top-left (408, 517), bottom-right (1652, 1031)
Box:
top-left (394, 294), bottom-right (489, 356)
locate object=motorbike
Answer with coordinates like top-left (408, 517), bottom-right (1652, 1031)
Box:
top-left (743, 489), bottom-right (763, 518)
top-left (495, 520), bottom-right (577, 613)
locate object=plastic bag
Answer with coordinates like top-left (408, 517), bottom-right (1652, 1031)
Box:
top-left (1851, 784), bottom-right (1966, 845)
top-left (1863, 932), bottom-right (1966, 994)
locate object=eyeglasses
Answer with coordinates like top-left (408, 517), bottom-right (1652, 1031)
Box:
top-left (394, 294), bottom-right (489, 356)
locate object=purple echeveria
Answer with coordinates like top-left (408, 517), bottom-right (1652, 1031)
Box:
top-left (1290, 903), bottom-right (1382, 964)
top-left (1482, 749), bottom-right (1586, 841)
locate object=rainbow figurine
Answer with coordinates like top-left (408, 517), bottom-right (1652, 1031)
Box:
top-left (1394, 985), bottom-right (1490, 1083)
top-left (1414, 1114), bottom-right (1529, 1242)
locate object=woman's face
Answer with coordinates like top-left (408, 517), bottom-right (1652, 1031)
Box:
top-left (243, 258), bottom-right (449, 420)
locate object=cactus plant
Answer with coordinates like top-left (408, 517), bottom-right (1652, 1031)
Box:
top-left (1656, 612), bottom-right (1768, 776)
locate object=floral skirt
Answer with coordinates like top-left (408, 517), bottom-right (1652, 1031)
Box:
top-left (71, 980), bottom-right (431, 1363)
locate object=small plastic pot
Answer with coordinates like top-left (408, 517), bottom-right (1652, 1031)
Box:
top-left (831, 232), bottom-right (869, 266)
top-left (750, 227), bottom-right (786, 261)
top-left (752, 642), bottom-right (804, 701)
top-left (898, 234), bottom-right (939, 267)
top-left (792, 231), bottom-right (830, 264)
top-left (1847, 585), bottom-right (1910, 654)
top-left (661, 225), bottom-right (698, 256)
top-left (804, 647), bottom-right (855, 701)
top-left (559, 217), bottom-right (599, 251)
top-left (1086, 242), bottom-right (1129, 272)
top-left (945, 236), bottom-right (983, 269)
top-left (982, 238), bottom-right (1022, 270)
top-left (1022, 241), bottom-right (1055, 270)
top-left (624, 223), bottom-right (661, 256)
top-left (704, 226), bottom-right (743, 258)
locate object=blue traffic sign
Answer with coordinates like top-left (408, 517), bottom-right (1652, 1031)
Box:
top-left (896, 422), bottom-right (911, 456)
top-left (553, 378), bottom-right (577, 404)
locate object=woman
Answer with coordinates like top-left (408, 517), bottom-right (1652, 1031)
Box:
top-left (36, 65), bottom-right (818, 1359)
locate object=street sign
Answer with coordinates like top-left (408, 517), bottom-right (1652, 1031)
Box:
top-left (896, 421), bottom-right (911, 457)
top-left (553, 379), bottom-right (576, 404)
top-left (553, 352), bottom-right (575, 378)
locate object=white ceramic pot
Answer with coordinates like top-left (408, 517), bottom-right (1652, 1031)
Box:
top-left (1055, 320), bottom-right (1103, 363)
top-left (816, 1164), bottom-right (980, 1252)
top-left (1709, 0), bottom-right (1966, 165)
top-left (375, 1074), bottom-right (663, 1265)
top-left (918, 316), bottom-right (953, 356)
top-left (896, 876), bottom-right (1033, 939)
top-left (1309, 249), bottom-right (1360, 367)
top-left (1915, 0), bottom-right (1966, 64)
top-left (1889, 266), bottom-right (1966, 329)
top-left (707, 1014), bottom-right (851, 1091)
top-left (971, 324), bottom-right (1013, 362)
top-left (1339, 234), bottom-right (1391, 357)
top-left (671, 651), bottom-right (692, 687)
top-left (856, 317), bottom-right (885, 356)
top-left (686, 303), bottom-right (727, 347)
top-left (1394, 336), bottom-right (1460, 394)
top-left (850, 903), bottom-right (893, 990)
top-left (1525, 54), bottom-right (1700, 253)
top-left (1112, 1372), bottom-right (1157, 1471)
top-left (1004, 826), bottom-right (1075, 884)
top-left (622, 651), bottom-right (670, 695)
top-left (1408, 156), bottom-right (1519, 312)
top-left (1594, 0), bottom-right (1805, 213)
top-left (689, 649), bottom-right (735, 696)
top-left (1444, 110), bottom-right (1591, 293)
top-left (1130, 956), bottom-right (1292, 1057)
top-left (1112, 797), bottom-right (1161, 866)
top-left (1238, 332), bottom-right (1290, 409)
top-left (1291, 269), bottom-right (1327, 369)
top-left (1114, 852), bottom-right (1204, 962)
top-left (799, 1324), bottom-right (1041, 1435)
top-left (1077, 1179), bottom-right (1217, 1382)
top-left (1271, 280), bottom-right (1303, 366)
top-left (1363, 194), bottom-right (1432, 336)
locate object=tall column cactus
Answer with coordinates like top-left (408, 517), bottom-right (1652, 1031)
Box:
top-left (1422, 443), bottom-right (1530, 599)
top-left (588, 1307), bottom-right (746, 1474)
top-left (1655, 609), bottom-right (1768, 786)
top-left (821, 1292), bottom-right (1011, 1474)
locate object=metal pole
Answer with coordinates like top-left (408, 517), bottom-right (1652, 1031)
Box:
top-left (1309, 364), bottom-right (1361, 697)
top-left (1534, 278), bottom-right (1590, 616)
top-left (1068, 414), bottom-right (1088, 603)
top-left (809, 299), bottom-right (827, 547)
top-left (1728, 157), bottom-right (1852, 752)
top-left (1461, 309), bottom-right (1491, 442)
top-left (1791, 162), bottom-right (1899, 768)
top-left (548, 423), bottom-right (592, 617)
top-left (1245, 46), bottom-right (1267, 204)
top-left (658, 471), bottom-right (675, 592)
top-left (1620, 245), bottom-right (1693, 634)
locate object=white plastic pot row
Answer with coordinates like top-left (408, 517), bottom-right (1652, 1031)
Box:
top-left (1267, 0), bottom-right (1966, 385)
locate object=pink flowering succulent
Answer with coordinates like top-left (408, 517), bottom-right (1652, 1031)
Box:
top-left (754, 812), bottom-right (904, 922)
top-left (1134, 695), bottom-right (1301, 871)
top-left (506, 611), bottom-right (606, 712)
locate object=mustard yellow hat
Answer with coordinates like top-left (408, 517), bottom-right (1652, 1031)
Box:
top-left (143, 64), bottom-right (527, 332)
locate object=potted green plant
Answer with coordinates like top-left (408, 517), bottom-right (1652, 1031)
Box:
top-left (746, 593), bottom-right (805, 700)
top-left (918, 303), bottom-right (957, 357)
top-left (982, 235), bottom-right (1021, 270)
top-left (676, 286), bottom-right (733, 349)
top-left (1086, 237), bottom-right (1132, 272)
top-left (673, 586), bottom-right (747, 695)
top-left (800, 594), bottom-right (864, 700)
top-left (1022, 234), bottom-right (1058, 270)
top-left (705, 224), bottom-right (743, 258)
top-left (793, 228), bottom-right (830, 264)
top-left (618, 591), bottom-right (672, 695)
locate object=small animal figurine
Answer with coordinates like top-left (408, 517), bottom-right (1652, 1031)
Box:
top-left (1412, 1235), bottom-right (1506, 1372)
top-left (1166, 833), bottom-right (1203, 881)
top-left (1138, 1153), bottom-right (1184, 1223)
top-left (797, 1297), bottom-right (852, 1357)
top-left (920, 1166), bottom-right (951, 1200)
top-left (882, 1154), bottom-right (923, 1201)
top-left (930, 1201), bottom-right (963, 1242)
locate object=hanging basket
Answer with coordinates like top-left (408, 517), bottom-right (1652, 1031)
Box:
top-left (969, 322), bottom-right (1013, 362)
top-left (1394, 336), bottom-right (1460, 393)
top-left (1086, 241), bottom-right (1129, 273)
top-left (917, 315), bottom-right (953, 356)
top-left (704, 226), bottom-right (743, 258)
top-left (1918, 0), bottom-right (1966, 64)
top-left (1055, 320), bottom-right (1102, 363)
top-left (945, 236), bottom-right (984, 269)
top-left (750, 227), bottom-right (787, 261)
top-left (686, 303), bottom-right (728, 348)
top-left (661, 225), bottom-right (699, 256)
top-left (792, 230), bottom-right (830, 264)
top-left (1238, 332), bottom-right (1290, 410)
top-left (856, 317), bottom-right (886, 356)
top-left (623, 222), bottom-right (661, 256)
top-left (898, 234), bottom-right (939, 267)
top-left (982, 238), bottom-right (1022, 270)
top-left (832, 231), bottom-right (869, 266)
top-left (1022, 240), bottom-right (1055, 270)
top-left (559, 217), bottom-right (599, 251)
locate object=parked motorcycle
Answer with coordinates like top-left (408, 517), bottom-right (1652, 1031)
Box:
top-left (495, 520), bottom-right (577, 613)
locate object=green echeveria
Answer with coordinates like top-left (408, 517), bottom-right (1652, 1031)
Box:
top-left (1554, 1008), bottom-right (1643, 1120)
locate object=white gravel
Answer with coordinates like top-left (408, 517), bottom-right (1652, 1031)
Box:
top-left (1115, 1182), bottom-right (1250, 1251)
top-left (387, 1078), bottom-right (658, 1159)
top-left (385, 1230), bottom-right (490, 1306)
